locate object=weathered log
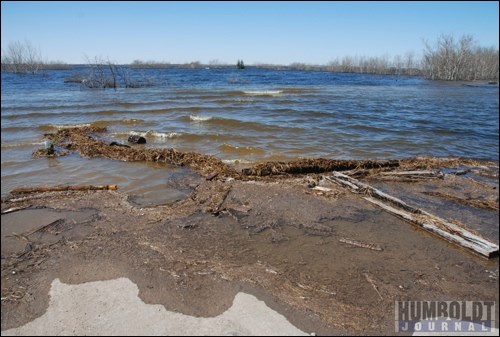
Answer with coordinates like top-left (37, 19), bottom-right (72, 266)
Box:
top-left (326, 173), bottom-right (418, 214)
top-left (1, 205), bottom-right (32, 214)
top-left (327, 172), bottom-right (499, 258)
top-left (11, 184), bottom-right (117, 194)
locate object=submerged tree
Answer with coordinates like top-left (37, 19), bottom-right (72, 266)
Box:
top-left (77, 56), bottom-right (154, 90)
top-left (422, 34), bottom-right (499, 81)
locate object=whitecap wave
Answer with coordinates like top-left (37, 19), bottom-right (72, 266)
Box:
top-left (1, 141), bottom-right (45, 149)
top-left (38, 123), bottom-right (91, 131)
top-left (189, 115), bottom-right (213, 122)
top-left (128, 130), bottom-right (182, 139)
top-left (243, 90), bottom-right (283, 96)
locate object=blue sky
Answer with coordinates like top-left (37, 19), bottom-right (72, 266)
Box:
top-left (1, 1), bottom-right (498, 65)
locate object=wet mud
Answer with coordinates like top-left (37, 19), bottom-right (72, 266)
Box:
top-left (2, 127), bottom-right (499, 334)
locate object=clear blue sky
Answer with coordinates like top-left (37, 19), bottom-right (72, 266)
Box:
top-left (1, 1), bottom-right (498, 65)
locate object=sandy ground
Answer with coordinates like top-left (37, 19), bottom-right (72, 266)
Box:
top-left (1, 169), bottom-right (499, 335)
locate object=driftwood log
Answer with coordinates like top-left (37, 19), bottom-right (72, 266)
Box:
top-left (1, 205), bottom-right (32, 214)
top-left (11, 184), bottom-right (117, 194)
top-left (327, 172), bottom-right (499, 258)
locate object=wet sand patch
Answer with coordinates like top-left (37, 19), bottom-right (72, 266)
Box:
top-left (1, 208), bottom-right (98, 255)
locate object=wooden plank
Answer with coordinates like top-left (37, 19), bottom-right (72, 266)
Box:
top-left (327, 172), bottom-right (419, 213)
top-left (327, 171), bottom-right (499, 258)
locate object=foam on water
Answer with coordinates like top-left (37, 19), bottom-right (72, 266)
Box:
top-left (243, 90), bottom-right (283, 96)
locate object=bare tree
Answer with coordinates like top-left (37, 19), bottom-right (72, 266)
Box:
top-left (1, 40), bottom-right (43, 74)
top-left (78, 56), bottom-right (153, 89)
top-left (393, 55), bottom-right (404, 75)
top-left (79, 56), bottom-right (114, 89)
top-left (422, 34), bottom-right (498, 81)
top-left (404, 51), bottom-right (416, 75)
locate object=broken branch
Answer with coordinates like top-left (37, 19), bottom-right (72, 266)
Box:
top-left (339, 237), bottom-right (383, 251)
top-left (11, 184), bottom-right (117, 194)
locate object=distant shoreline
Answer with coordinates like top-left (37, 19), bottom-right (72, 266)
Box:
top-left (3, 64), bottom-right (500, 83)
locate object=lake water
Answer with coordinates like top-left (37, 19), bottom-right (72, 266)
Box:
top-left (1, 67), bottom-right (499, 202)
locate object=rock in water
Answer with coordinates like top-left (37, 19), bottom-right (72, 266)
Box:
top-left (128, 135), bottom-right (146, 144)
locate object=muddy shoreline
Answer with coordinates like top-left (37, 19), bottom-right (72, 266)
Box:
top-left (2, 127), bottom-right (499, 335)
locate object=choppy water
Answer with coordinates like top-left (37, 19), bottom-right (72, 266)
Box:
top-left (2, 67), bottom-right (499, 202)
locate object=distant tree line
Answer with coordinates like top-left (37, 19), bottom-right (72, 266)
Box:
top-left (130, 59), bottom-right (172, 69)
top-left (293, 35), bottom-right (498, 80)
top-left (130, 60), bottom-right (220, 69)
top-left (276, 54), bottom-right (419, 76)
top-left (323, 52), bottom-right (419, 76)
top-left (283, 35), bottom-right (498, 81)
top-left (2, 35), bottom-right (498, 81)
